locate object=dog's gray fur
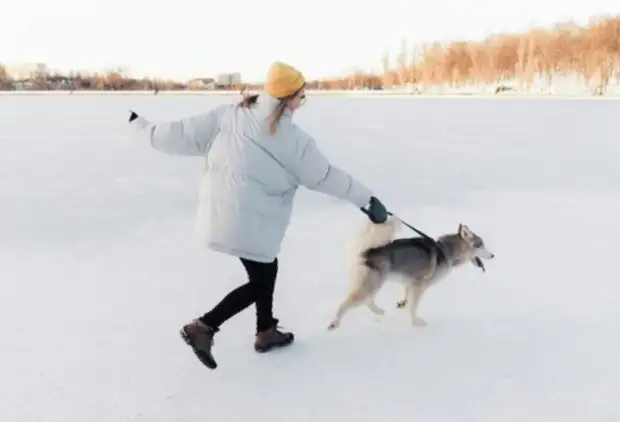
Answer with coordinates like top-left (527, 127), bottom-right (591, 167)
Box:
top-left (327, 216), bottom-right (495, 330)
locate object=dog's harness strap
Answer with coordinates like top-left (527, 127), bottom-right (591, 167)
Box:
top-left (386, 211), bottom-right (450, 265)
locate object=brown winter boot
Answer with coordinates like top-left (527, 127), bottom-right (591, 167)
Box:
top-left (180, 319), bottom-right (217, 369)
top-left (254, 325), bottom-right (295, 353)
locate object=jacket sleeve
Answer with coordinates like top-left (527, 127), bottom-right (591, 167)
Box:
top-left (129, 105), bottom-right (230, 156)
top-left (289, 126), bottom-right (372, 208)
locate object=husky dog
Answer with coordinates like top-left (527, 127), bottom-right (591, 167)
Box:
top-left (327, 216), bottom-right (495, 330)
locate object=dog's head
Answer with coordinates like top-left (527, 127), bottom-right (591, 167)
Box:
top-left (457, 223), bottom-right (495, 272)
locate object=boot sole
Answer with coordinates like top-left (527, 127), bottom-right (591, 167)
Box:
top-left (254, 335), bottom-right (295, 353)
top-left (180, 328), bottom-right (218, 370)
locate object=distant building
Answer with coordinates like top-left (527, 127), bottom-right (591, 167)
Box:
top-left (215, 72), bottom-right (242, 87)
top-left (187, 78), bottom-right (216, 90)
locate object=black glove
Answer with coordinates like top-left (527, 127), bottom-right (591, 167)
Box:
top-left (361, 196), bottom-right (388, 224)
top-left (128, 110), bottom-right (139, 122)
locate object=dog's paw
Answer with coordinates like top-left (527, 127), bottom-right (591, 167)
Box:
top-left (327, 321), bottom-right (339, 331)
top-left (411, 316), bottom-right (428, 327)
top-left (396, 299), bottom-right (408, 309)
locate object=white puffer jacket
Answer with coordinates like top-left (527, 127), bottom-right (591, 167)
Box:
top-left (131, 93), bottom-right (373, 263)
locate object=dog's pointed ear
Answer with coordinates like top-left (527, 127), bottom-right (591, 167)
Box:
top-left (458, 223), bottom-right (473, 239)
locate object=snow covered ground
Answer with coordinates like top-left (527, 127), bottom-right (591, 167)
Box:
top-left (1, 95), bottom-right (619, 422)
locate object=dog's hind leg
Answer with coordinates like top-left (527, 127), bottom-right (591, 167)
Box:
top-left (328, 270), bottom-right (382, 331)
top-left (327, 294), bottom-right (364, 331)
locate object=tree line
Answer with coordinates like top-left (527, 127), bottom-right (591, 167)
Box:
top-left (1, 14), bottom-right (619, 93)
top-left (315, 14), bottom-right (620, 93)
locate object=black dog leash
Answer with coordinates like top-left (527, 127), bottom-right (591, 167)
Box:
top-left (361, 206), bottom-right (436, 242)
top-left (386, 211), bottom-right (436, 242)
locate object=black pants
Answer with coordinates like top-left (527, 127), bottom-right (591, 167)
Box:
top-left (200, 257), bottom-right (278, 333)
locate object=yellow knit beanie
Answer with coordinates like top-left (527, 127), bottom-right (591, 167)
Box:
top-left (264, 61), bottom-right (305, 99)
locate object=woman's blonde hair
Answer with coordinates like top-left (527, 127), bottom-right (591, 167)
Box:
top-left (237, 88), bottom-right (303, 135)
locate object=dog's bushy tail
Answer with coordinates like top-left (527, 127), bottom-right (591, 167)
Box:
top-left (345, 216), bottom-right (399, 290)
top-left (348, 216), bottom-right (400, 258)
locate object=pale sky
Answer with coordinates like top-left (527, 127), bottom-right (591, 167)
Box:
top-left (1, 0), bottom-right (618, 82)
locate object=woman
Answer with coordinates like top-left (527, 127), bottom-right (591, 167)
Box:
top-left (128, 61), bottom-right (388, 369)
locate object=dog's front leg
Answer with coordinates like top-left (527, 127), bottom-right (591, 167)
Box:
top-left (396, 284), bottom-right (412, 309)
top-left (408, 284), bottom-right (428, 327)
